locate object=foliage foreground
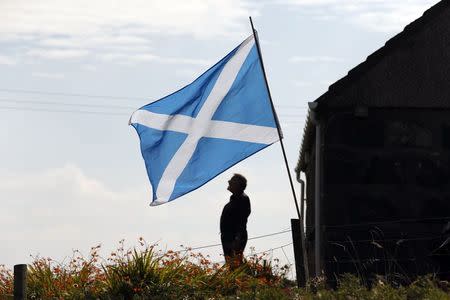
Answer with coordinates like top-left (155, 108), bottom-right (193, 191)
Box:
top-left (0, 239), bottom-right (449, 299)
top-left (0, 239), bottom-right (293, 299)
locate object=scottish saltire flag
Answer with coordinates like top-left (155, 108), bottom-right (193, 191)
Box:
top-left (130, 35), bottom-right (279, 206)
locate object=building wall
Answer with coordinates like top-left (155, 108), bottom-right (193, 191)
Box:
top-left (298, 2), bottom-right (450, 280)
top-left (320, 108), bottom-right (450, 280)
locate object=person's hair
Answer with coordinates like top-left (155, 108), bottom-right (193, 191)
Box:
top-left (233, 173), bottom-right (247, 191)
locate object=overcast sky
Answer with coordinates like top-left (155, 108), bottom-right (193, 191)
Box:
top-left (0, 0), bottom-right (439, 276)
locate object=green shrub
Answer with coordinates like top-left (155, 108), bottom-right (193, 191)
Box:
top-left (406, 276), bottom-right (450, 300)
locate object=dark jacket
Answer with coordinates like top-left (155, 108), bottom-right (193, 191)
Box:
top-left (220, 193), bottom-right (251, 237)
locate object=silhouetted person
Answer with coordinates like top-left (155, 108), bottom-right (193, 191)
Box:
top-left (220, 173), bottom-right (251, 268)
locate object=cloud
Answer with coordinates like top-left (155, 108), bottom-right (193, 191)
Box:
top-left (280, 0), bottom-right (439, 33)
top-left (0, 54), bottom-right (16, 65)
top-left (98, 52), bottom-right (211, 66)
top-left (0, 1), bottom-right (254, 64)
top-left (32, 72), bottom-right (65, 79)
top-left (39, 35), bottom-right (152, 49)
top-left (0, 164), bottom-right (127, 215)
top-left (0, 164), bottom-right (146, 228)
top-left (0, 0), bottom-right (253, 40)
top-left (0, 161), bottom-right (296, 272)
top-left (0, 164), bottom-right (154, 263)
top-left (0, 164), bottom-right (228, 266)
top-left (26, 48), bottom-right (89, 59)
top-left (99, 53), bottom-right (159, 63)
top-left (81, 65), bottom-right (97, 72)
top-left (175, 68), bottom-right (203, 79)
top-left (160, 57), bottom-right (212, 66)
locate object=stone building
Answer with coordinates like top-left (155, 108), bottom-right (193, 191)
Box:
top-left (296, 0), bottom-right (450, 281)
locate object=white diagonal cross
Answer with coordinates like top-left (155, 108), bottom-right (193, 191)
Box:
top-left (130, 36), bottom-right (279, 205)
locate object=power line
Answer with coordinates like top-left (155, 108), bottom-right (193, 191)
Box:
top-left (0, 88), bottom-right (145, 101)
top-left (247, 242), bottom-right (293, 257)
top-left (175, 229), bottom-right (292, 253)
top-left (280, 244), bottom-right (291, 265)
top-left (325, 257), bottom-right (420, 264)
top-left (0, 105), bottom-right (307, 121)
top-left (0, 88), bottom-right (308, 110)
top-left (0, 98), bottom-right (136, 110)
top-left (216, 242), bottom-right (294, 265)
top-left (280, 244), bottom-right (294, 279)
top-left (325, 216), bottom-right (450, 229)
top-left (248, 229), bottom-right (291, 241)
top-left (327, 235), bottom-right (445, 244)
top-left (0, 105), bottom-right (128, 116)
top-left (0, 99), bottom-right (306, 116)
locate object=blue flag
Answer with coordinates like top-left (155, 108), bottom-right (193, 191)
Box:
top-left (130, 35), bottom-right (279, 206)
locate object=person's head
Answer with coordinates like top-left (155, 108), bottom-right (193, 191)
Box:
top-left (227, 173), bottom-right (247, 195)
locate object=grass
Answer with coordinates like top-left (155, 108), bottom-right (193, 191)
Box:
top-left (0, 239), bottom-right (449, 299)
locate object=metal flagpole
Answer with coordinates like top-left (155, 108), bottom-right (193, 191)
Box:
top-left (249, 17), bottom-right (310, 283)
